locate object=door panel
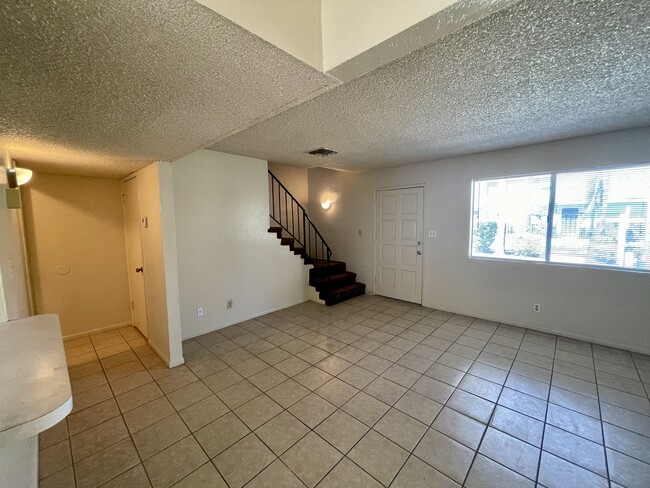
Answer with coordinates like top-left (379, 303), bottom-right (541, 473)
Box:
top-left (402, 193), bottom-right (419, 214)
top-left (401, 220), bottom-right (417, 240)
top-left (401, 270), bottom-right (417, 291)
top-left (122, 176), bottom-right (148, 337)
top-left (401, 246), bottom-right (417, 266)
top-left (381, 268), bottom-right (396, 287)
top-left (375, 187), bottom-right (424, 303)
top-left (381, 220), bottom-right (396, 239)
top-left (379, 194), bottom-right (397, 215)
top-left (380, 244), bottom-right (396, 264)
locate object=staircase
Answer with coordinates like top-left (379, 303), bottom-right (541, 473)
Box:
top-left (268, 171), bottom-right (366, 306)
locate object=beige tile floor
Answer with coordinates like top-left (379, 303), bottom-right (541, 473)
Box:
top-left (40, 295), bottom-right (650, 487)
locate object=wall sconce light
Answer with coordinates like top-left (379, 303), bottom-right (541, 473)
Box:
top-left (321, 199), bottom-right (332, 210)
top-left (4, 159), bottom-right (33, 208)
top-left (6, 166), bottom-right (33, 188)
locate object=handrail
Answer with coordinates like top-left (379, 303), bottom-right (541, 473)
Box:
top-left (268, 170), bottom-right (332, 272)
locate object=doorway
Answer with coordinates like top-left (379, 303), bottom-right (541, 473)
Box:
top-left (374, 187), bottom-right (424, 304)
top-left (122, 175), bottom-right (148, 337)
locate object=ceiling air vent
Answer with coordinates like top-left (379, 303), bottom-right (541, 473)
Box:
top-left (308, 147), bottom-right (337, 157)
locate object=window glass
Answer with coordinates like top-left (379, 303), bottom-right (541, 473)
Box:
top-left (551, 166), bottom-right (650, 270)
top-left (472, 175), bottom-right (550, 261)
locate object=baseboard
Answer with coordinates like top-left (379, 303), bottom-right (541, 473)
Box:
top-left (147, 338), bottom-right (184, 368)
top-left (168, 356), bottom-right (185, 368)
top-left (182, 298), bottom-right (309, 341)
top-left (63, 321), bottom-right (131, 340)
top-left (421, 301), bottom-right (650, 356)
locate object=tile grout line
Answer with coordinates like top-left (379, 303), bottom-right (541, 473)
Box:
top-left (591, 344), bottom-right (613, 487)
top-left (58, 328), bottom-right (154, 487)
top-left (459, 320), bottom-right (518, 487)
top-left (93, 328), bottom-right (156, 488)
top-left (532, 333), bottom-right (557, 487)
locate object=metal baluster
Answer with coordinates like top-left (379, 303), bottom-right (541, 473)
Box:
top-left (270, 175), bottom-right (274, 220)
top-left (303, 212), bottom-right (306, 254)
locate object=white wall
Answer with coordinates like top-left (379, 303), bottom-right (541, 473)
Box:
top-left (196, 0), bottom-right (323, 70)
top-left (173, 150), bottom-right (309, 339)
top-left (138, 162), bottom-right (184, 367)
top-left (0, 172), bottom-right (30, 323)
top-left (157, 162), bottom-right (184, 366)
top-left (268, 162), bottom-right (309, 208)
top-left (321, 0), bottom-right (457, 70)
top-left (308, 128), bottom-right (650, 354)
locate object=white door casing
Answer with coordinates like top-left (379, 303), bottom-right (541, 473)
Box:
top-left (374, 187), bottom-right (424, 303)
top-left (122, 175), bottom-right (149, 337)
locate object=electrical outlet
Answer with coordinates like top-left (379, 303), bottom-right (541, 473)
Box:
top-left (227, 299), bottom-right (233, 309)
top-left (197, 307), bottom-right (204, 317)
top-left (428, 230), bottom-right (437, 238)
top-left (533, 304), bottom-right (541, 313)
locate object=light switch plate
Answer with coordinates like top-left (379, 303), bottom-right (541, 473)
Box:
top-left (428, 230), bottom-right (437, 238)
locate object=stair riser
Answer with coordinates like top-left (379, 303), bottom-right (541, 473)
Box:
top-left (309, 263), bottom-right (346, 278)
top-left (310, 276), bottom-right (357, 292)
top-left (321, 284), bottom-right (366, 305)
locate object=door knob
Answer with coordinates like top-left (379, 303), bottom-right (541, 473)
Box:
top-left (135, 267), bottom-right (143, 273)
top-left (417, 251), bottom-right (422, 255)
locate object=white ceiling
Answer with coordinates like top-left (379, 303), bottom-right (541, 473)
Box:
top-left (210, 0), bottom-right (650, 171)
top-left (0, 0), bottom-right (339, 177)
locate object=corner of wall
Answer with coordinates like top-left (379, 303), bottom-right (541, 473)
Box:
top-left (156, 161), bottom-right (184, 367)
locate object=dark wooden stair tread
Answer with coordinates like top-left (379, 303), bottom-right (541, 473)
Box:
top-left (311, 259), bottom-right (345, 267)
top-left (269, 225), bottom-right (364, 306)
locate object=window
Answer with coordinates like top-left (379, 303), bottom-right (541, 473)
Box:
top-left (471, 164), bottom-right (650, 272)
top-left (472, 175), bottom-right (550, 261)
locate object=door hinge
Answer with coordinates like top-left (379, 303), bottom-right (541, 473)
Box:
top-left (131, 301), bottom-right (134, 310)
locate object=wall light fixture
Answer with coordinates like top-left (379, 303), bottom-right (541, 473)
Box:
top-left (6, 166), bottom-right (33, 188)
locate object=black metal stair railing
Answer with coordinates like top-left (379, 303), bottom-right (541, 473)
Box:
top-left (268, 170), bottom-right (331, 273)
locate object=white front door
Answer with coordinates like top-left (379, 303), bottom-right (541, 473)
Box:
top-left (122, 175), bottom-right (149, 337)
top-left (375, 187), bottom-right (424, 303)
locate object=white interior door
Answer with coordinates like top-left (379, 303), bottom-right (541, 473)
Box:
top-left (122, 176), bottom-right (148, 337)
top-left (375, 187), bottom-right (424, 303)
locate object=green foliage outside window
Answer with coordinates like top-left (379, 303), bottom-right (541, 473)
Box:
top-left (474, 221), bottom-right (498, 253)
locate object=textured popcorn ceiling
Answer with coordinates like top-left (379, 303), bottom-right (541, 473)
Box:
top-left (211, 0), bottom-right (650, 170)
top-left (0, 0), bottom-right (339, 177)
top-left (2, 0), bottom-right (649, 177)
